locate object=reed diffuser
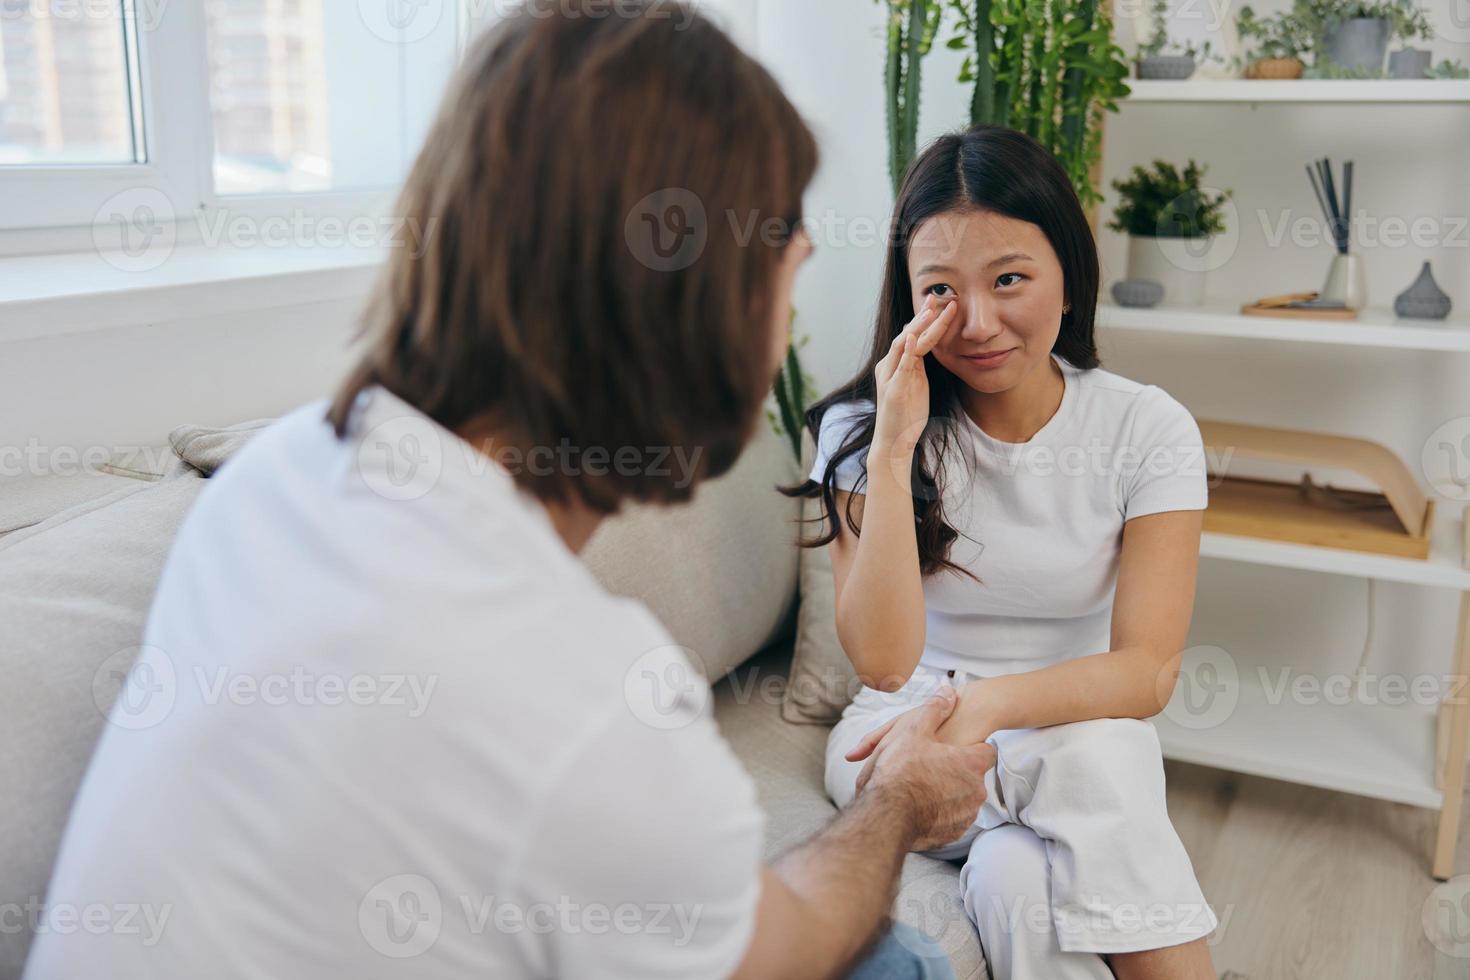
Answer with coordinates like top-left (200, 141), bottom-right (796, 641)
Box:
top-left (1306, 157), bottom-right (1366, 309)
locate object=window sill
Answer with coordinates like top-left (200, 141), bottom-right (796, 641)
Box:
top-left (0, 243), bottom-right (386, 343)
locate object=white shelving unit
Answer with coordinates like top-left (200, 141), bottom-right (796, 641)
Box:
top-left (1123, 78), bottom-right (1470, 104)
top-left (1101, 78), bottom-right (1470, 879)
top-left (1099, 301), bottom-right (1470, 353)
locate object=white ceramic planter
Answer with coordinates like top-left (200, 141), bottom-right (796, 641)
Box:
top-left (1126, 235), bottom-right (1209, 306)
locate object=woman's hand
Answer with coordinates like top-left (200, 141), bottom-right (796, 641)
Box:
top-left (871, 295), bottom-right (958, 460)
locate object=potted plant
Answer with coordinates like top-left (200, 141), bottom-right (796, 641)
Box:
top-left (1387, 2), bottom-right (1435, 78)
top-left (1109, 159), bottom-right (1232, 306)
top-left (1427, 58), bottom-right (1470, 79)
top-left (1134, 0), bottom-right (1214, 79)
top-left (1301, 0), bottom-right (1426, 76)
top-left (1235, 3), bottom-right (1313, 79)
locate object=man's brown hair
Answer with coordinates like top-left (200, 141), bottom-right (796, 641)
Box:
top-left (327, 0), bottom-right (818, 514)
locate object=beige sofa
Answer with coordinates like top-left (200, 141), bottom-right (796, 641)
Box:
top-left (0, 417), bottom-right (988, 979)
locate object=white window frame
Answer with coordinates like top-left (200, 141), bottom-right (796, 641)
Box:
top-left (0, 0), bottom-right (479, 248)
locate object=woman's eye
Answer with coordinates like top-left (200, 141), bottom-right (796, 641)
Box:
top-left (996, 273), bottom-right (1025, 288)
top-left (925, 284), bottom-right (954, 298)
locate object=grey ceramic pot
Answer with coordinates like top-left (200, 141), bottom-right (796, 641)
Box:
top-left (1137, 54), bottom-right (1196, 80)
top-left (1389, 48), bottom-right (1432, 79)
top-left (1323, 18), bottom-right (1391, 74)
top-left (1112, 279), bottom-right (1165, 309)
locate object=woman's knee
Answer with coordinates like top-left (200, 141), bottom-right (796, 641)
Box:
top-left (959, 825), bottom-right (1052, 939)
top-left (1019, 717), bottom-right (1165, 813)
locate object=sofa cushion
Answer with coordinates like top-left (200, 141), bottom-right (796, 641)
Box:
top-left (168, 419), bottom-right (275, 476)
top-left (0, 463), bottom-right (207, 978)
top-left (582, 423), bottom-right (803, 684)
top-left (713, 644), bottom-right (988, 979)
top-left (0, 471), bottom-right (145, 541)
top-left (781, 491), bottom-right (861, 724)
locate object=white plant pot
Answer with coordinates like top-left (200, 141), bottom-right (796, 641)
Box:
top-left (1126, 235), bottom-right (1210, 306)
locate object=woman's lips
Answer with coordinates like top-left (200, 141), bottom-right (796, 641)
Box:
top-left (960, 348), bottom-right (1014, 368)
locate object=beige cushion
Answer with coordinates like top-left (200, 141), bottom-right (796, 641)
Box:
top-left (0, 471), bottom-right (145, 540)
top-left (781, 436), bottom-right (860, 724)
top-left (0, 463), bottom-right (207, 978)
top-left (168, 419), bottom-right (275, 476)
top-left (714, 644), bottom-right (988, 979)
top-left (583, 423), bottom-right (803, 684)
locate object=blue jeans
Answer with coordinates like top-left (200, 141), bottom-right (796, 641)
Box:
top-left (847, 920), bottom-right (956, 980)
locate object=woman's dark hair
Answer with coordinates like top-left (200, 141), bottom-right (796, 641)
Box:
top-left (785, 125), bottom-right (1101, 577)
top-left (327, 0), bottom-right (818, 515)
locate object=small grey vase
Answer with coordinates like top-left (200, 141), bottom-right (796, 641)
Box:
top-left (1394, 262), bottom-right (1452, 320)
top-left (1112, 279), bottom-right (1164, 308)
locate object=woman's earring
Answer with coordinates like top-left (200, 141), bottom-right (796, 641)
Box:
top-left (1061, 304), bottom-right (1072, 315)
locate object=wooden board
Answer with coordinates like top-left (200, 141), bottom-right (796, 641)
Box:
top-left (1203, 474), bottom-right (1434, 560)
top-left (1241, 302), bottom-right (1359, 321)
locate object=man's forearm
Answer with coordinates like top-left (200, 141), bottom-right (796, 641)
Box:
top-left (768, 782), bottom-right (919, 978)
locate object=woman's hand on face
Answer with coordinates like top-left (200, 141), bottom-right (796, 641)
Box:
top-left (871, 295), bottom-right (958, 460)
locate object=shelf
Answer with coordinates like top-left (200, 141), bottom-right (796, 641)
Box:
top-left (1099, 301), bottom-right (1470, 353)
top-left (1122, 79), bottom-right (1470, 104)
top-left (1156, 647), bottom-right (1442, 807)
top-left (1200, 513), bottom-right (1470, 591)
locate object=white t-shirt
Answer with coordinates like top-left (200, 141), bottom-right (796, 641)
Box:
top-left (808, 353), bottom-right (1208, 678)
top-left (26, 388), bottom-right (763, 980)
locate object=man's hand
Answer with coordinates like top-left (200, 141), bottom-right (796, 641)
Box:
top-left (844, 686), bottom-right (995, 851)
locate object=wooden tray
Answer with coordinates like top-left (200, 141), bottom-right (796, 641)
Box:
top-left (1240, 301), bottom-right (1359, 321)
top-left (1200, 419), bottom-right (1433, 560)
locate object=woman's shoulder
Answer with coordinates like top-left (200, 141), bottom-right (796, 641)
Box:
top-left (1068, 361), bottom-right (1196, 433)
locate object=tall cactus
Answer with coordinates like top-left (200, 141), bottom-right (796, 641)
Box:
top-left (884, 0), bottom-right (942, 194)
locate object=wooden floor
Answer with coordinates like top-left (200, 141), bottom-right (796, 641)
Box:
top-left (1165, 759), bottom-right (1470, 979)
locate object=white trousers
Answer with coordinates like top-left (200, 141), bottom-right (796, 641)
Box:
top-left (826, 665), bottom-right (1217, 980)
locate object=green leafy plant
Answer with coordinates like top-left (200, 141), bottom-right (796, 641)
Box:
top-left (945, 0), bottom-right (1131, 210)
top-left (1235, 3), bottom-right (1315, 62)
top-left (1296, 0), bottom-right (1433, 55)
top-left (1136, 0), bottom-right (1216, 63)
top-left (1108, 160), bottom-right (1232, 239)
top-left (1428, 58), bottom-right (1470, 79)
top-left (769, 326), bottom-right (816, 460)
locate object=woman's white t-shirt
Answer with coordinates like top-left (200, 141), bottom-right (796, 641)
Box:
top-left (808, 352), bottom-right (1208, 679)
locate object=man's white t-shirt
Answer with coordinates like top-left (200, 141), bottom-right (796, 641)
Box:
top-left (809, 352), bottom-right (1208, 678)
top-left (26, 388), bottom-right (763, 980)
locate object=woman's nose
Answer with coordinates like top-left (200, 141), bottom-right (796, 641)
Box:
top-left (957, 301), bottom-right (1002, 342)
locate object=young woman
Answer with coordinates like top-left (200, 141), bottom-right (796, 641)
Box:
top-left (795, 127), bottom-right (1218, 980)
